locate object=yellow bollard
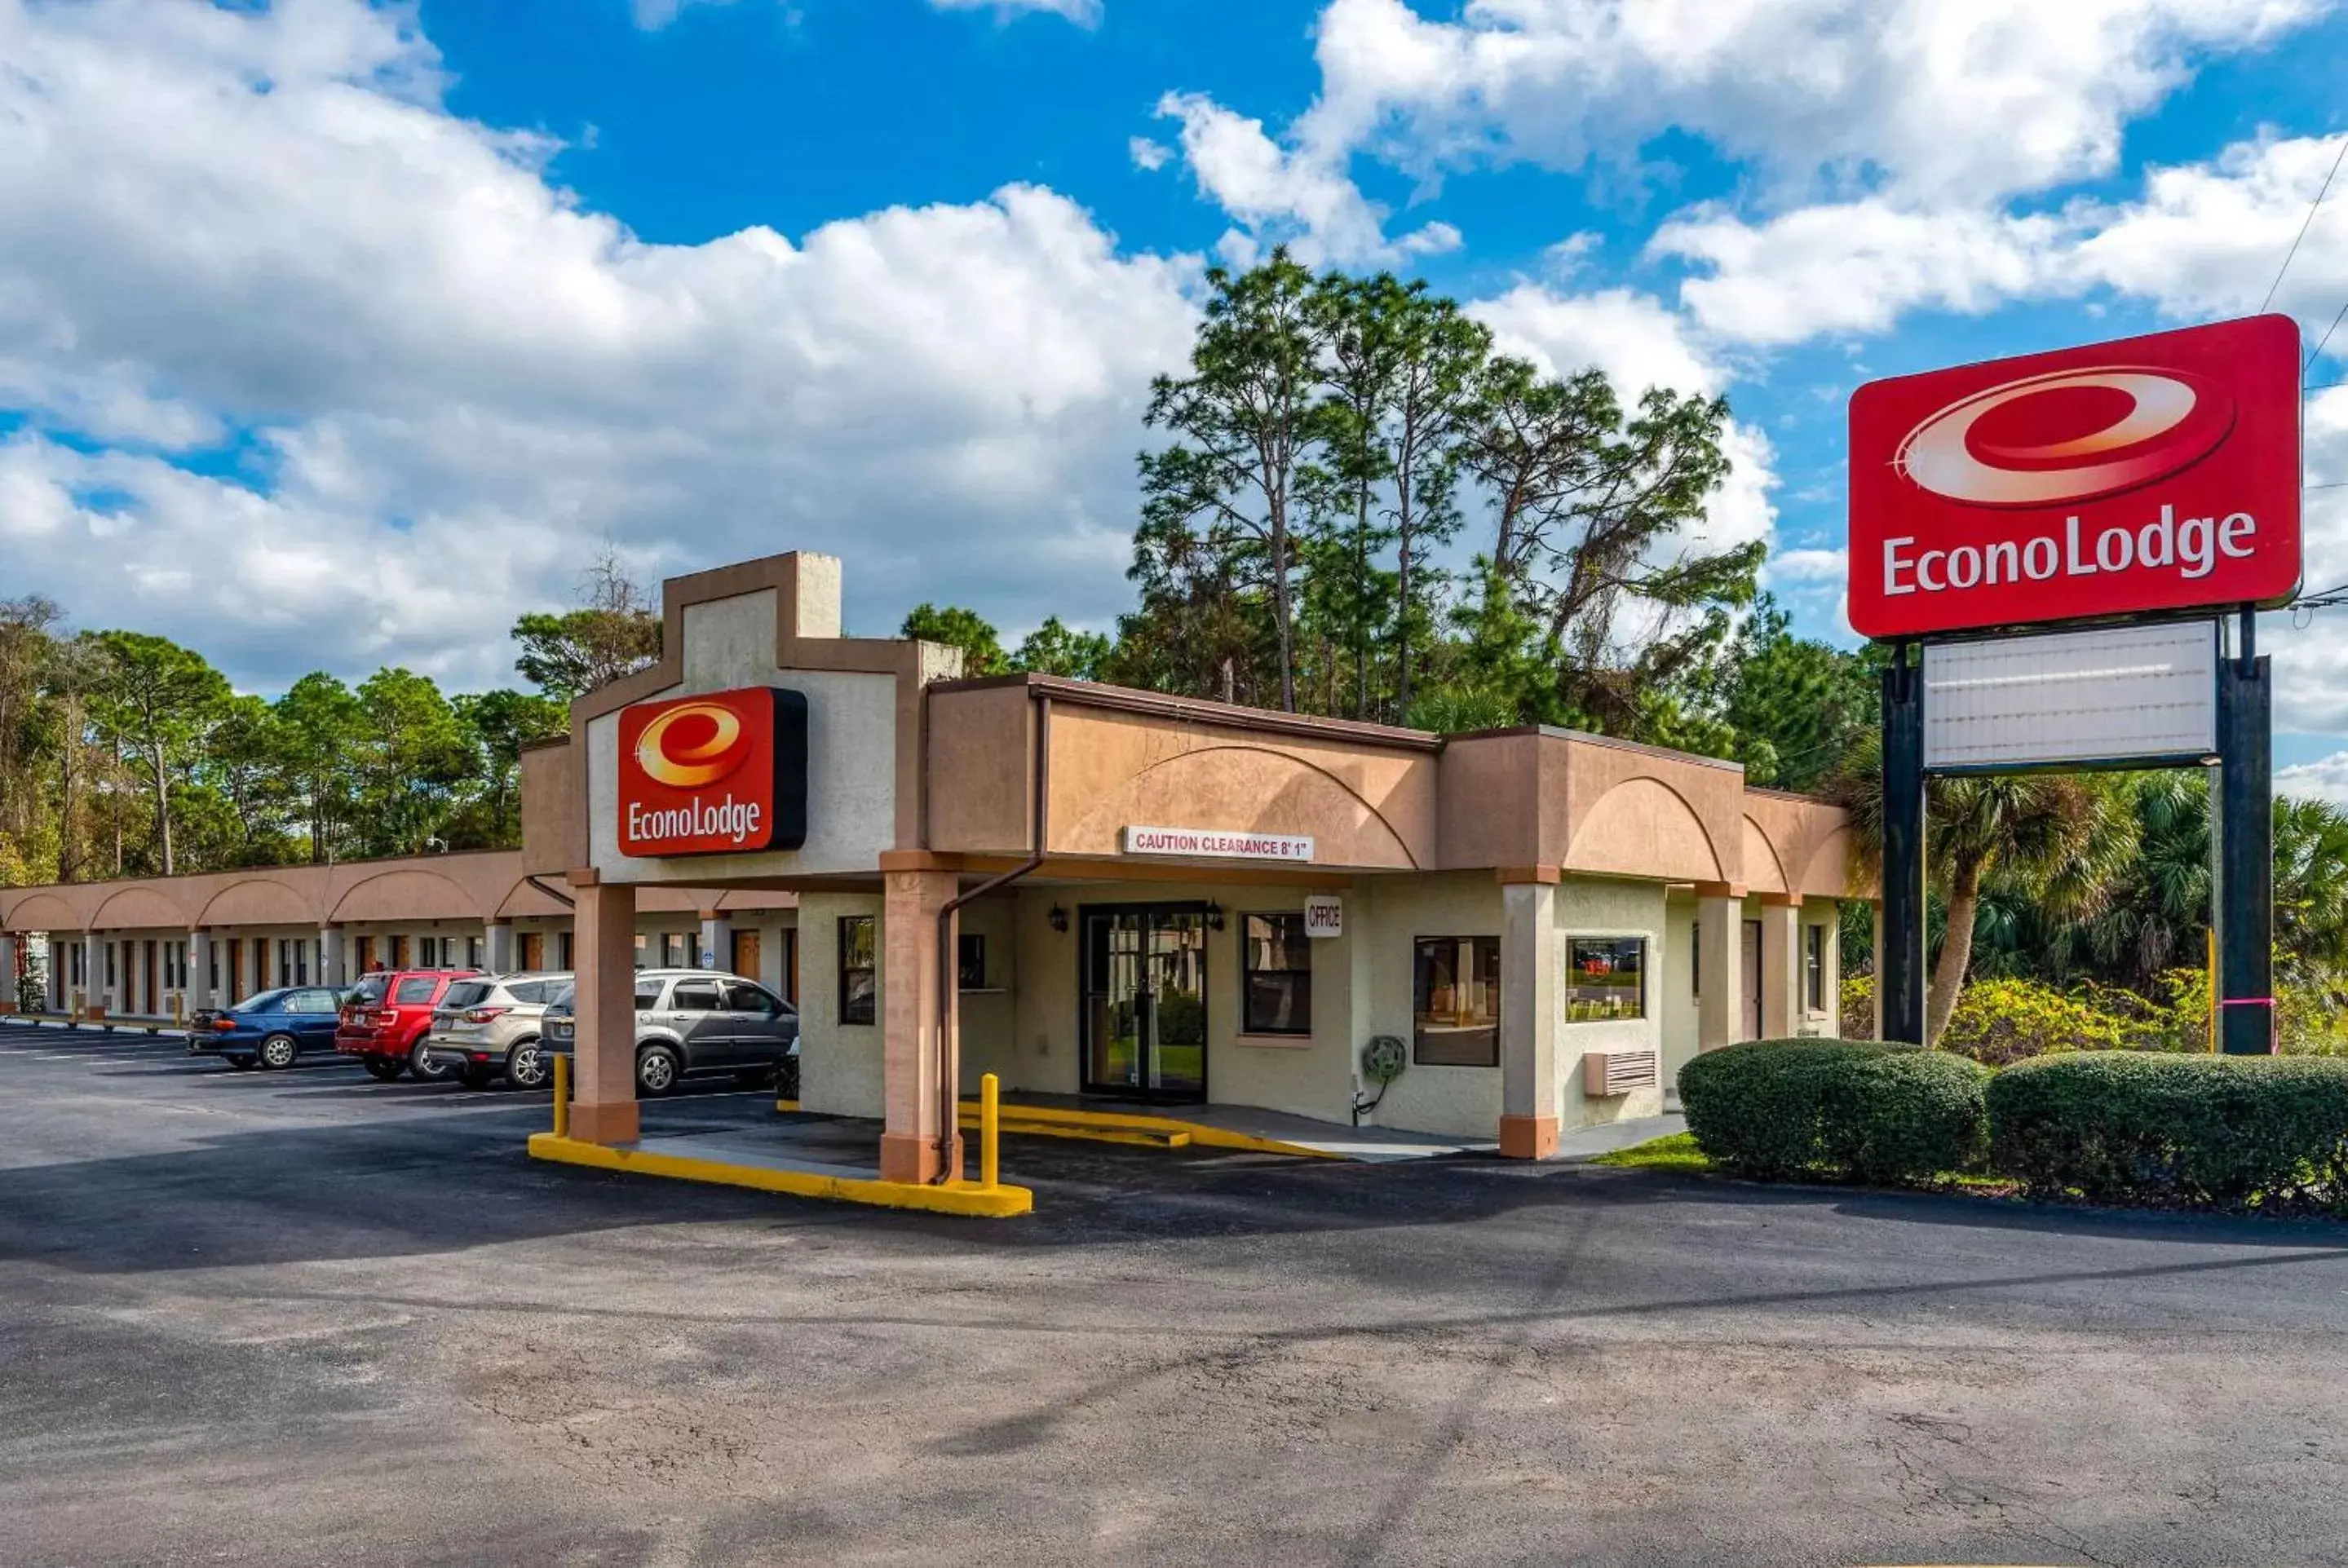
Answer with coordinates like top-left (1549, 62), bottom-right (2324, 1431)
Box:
top-left (553, 1052), bottom-right (571, 1139)
top-left (980, 1071), bottom-right (1000, 1190)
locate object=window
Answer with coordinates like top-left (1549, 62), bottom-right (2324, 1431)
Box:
top-left (1241, 913), bottom-right (1313, 1035)
top-left (557, 930), bottom-right (575, 970)
top-left (467, 935), bottom-right (484, 970)
top-left (393, 978), bottom-right (437, 1005)
top-left (294, 990), bottom-right (340, 1014)
top-left (633, 933), bottom-right (648, 970)
top-left (725, 980), bottom-right (784, 1017)
top-left (1565, 937), bottom-right (1646, 1023)
top-left (349, 974), bottom-right (391, 1009)
top-left (838, 916), bottom-right (877, 1026)
top-left (1806, 925), bottom-right (1828, 1012)
top-left (1690, 921), bottom-right (1701, 996)
top-left (957, 933), bottom-right (987, 991)
top-left (633, 980), bottom-right (662, 1009)
top-left (506, 980), bottom-right (546, 1005)
top-left (670, 978), bottom-right (723, 1013)
top-left (1413, 936), bottom-right (1500, 1066)
top-left (105, 943), bottom-right (117, 988)
top-left (662, 932), bottom-right (691, 969)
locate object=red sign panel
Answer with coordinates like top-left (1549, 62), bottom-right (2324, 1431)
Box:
top-left (1848, 314), bottom-right (2302, 639)
top-left (617, 687), bottom-right (807, 857)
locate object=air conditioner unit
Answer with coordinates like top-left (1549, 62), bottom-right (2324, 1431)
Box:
top-left (1584, 1048), bottom-right (1660, 1097)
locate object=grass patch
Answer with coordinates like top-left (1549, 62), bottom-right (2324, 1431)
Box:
top-left (1592, 1132), bottom-right (1712, 1173)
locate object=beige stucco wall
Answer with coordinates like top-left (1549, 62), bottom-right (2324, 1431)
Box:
top-left (584, 590), bottom-right (904, 884)
top-left (1553, 877), bottom-right (1669, 1129)
top-left (1660, 891), bottom-right (1700, 1099)
top-left (1361, 872), bottom-right (1508, 1140)
top-left (795, 890), bottom-right (885, 1119)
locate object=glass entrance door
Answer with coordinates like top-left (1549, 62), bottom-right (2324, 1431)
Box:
top-left (1081, 907), bottom-right (1208, 1100)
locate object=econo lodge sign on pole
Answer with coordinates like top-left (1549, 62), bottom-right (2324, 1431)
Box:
top-left (617, 686), bottom-right (808, 856)
top-left (1848, 314), bottom-right (2302, 638)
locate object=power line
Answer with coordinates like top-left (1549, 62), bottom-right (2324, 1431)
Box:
top-left (2262, 133), bottom-right (2348, 313)
top-left (2309, 294), bottom-right (2348, 370)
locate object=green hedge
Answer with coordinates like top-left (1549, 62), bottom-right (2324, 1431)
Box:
top-left (1988, 1052), bottom-right (2348, 1208)
top-left (1678, 1039), bottom-right (1990, 1184)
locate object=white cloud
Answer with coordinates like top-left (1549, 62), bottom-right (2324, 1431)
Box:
top-left (2279, 752), bottom-right (2348, 806)
top-left (0, 0), bottom-right (1196, 691)
top-left (1651, 200), bottom-right (2067, 346)
top-left (1768, 546), bottom-right (1846, 584)
top-left (1305, 0), bottom-right (2332, 203)
top-left (1153, 91), bottom-right (1461, 267)
top-left (1128, 135), bottom-right (1171, 171)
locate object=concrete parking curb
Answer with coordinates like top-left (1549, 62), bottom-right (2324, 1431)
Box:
top-left (527, 1132), bottom-right (1035, 1217)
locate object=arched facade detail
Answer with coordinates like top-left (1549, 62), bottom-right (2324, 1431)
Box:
top-left (1061, 743), bottom-right (1421, 868)
top-left (1565, 777), bottom-right (1726, 882)
top-left (193, 878), bottom-right (317, 930)
top-left (1741, 815), bottom-right (1790, 895)
top-left (329, 868), bottom-right (489, 925)
top-left (0, 891), bottom-right (84, 932)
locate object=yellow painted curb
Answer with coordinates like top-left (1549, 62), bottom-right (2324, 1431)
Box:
top-left (955, 1102), bottom-right (1336, 1159)
top-left (527, 1133), bottom-right (1033, 1217)
top-left (773, 1098), bottom-right (801, 1113)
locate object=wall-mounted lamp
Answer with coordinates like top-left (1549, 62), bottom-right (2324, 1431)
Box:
top-left (1204, 903), bottom-right (1227, 932)
top-left (1048, 905), bottom-right (1069, 934)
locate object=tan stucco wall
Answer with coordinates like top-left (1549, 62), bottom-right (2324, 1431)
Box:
top-left (1362, 872), bottom-right (1509, 1140)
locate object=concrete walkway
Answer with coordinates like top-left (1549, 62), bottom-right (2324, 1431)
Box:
top-left (1546, 1111), bottom-right (1685, 1162)
top-left (992, 1091), bottom-right (1496, 1162)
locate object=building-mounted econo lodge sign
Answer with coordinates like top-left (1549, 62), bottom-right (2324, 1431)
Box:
top-left (1121, 825), bottom-right (1315, 863)
top-left (1848, 314), bottom-right (2302, 639)
top-left (617, 686), bottom-right (808, 857)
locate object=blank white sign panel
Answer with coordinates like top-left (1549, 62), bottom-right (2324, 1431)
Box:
top-left (1923, 622), bottom-right (2218, 771)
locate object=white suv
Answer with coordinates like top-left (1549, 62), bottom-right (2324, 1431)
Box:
top-left (418, 973), bottom-right (573, 1089)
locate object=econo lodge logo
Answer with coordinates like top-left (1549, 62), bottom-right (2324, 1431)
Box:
top-left (635, 701), bottom-right (752, 790)
top-left (1846, 314), bottom-right (2302, 640)
top-left (1895, 366), bottom-right (2234, 508)
top-left (617, 687), bottom-right (808, 858)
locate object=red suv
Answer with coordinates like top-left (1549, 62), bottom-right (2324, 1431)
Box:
top-left (336, 970), bottom-right (482, 1082)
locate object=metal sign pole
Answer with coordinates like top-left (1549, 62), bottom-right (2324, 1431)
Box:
top-left (1879, 643), bottom-right (1929, 1045)
top-left (2213, 607), bottom-right (2276, 1054)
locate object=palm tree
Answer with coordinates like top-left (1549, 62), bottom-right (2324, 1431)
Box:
top-left (1830, 731), bottom-right (2128, 1045)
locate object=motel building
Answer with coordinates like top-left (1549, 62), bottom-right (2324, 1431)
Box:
top-left (0, 550), bottom-right (1859, 1179)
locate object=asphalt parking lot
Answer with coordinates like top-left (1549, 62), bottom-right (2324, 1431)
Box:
top-left (5, 1018), bottom-right (2348, 1566)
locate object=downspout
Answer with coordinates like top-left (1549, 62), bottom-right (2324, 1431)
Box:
top-left (523, 874), bottom-right (577, 910)
top-left (932, 691), bottom-right (1051, 1182)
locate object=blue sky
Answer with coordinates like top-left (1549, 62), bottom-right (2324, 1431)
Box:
top-left (2, 0), bottom-right (2347, 792)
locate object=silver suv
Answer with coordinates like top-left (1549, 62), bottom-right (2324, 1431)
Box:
top-left (539, 970), bottom-right (799, 1098)
top-left (418, 973), bottom-right (573, 1089)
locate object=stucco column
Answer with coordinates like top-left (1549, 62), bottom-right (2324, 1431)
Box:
top-left (484, 921), bottom-right (514, 974)
top-left (85, 931), bottom-right (106, 1018)
top-left (187, 931), bottom-right (214, 1013)
top-left (697, 911), bottom-right (731, 972)
top-left (1498, 868), bottom-right (1561, 1159)
top-left (0, 932), bottom-right (18, 1013)
top-left (568, 875), bottom-right (640, 1146)
top-left (879, 856), bottom-right (962, 1185)
top-left (1696, 884), bottom-right (1746, 1050)
top-left (317, 926), bottom-right (345, 990)
top-left (1758, 895), bottom-right (1802, 1038)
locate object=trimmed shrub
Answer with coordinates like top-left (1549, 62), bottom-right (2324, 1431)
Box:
top-left (1988, 1052), bottom-right (2348, 1208)
top-left (1678, 1039), bottom-right (1991, 1185)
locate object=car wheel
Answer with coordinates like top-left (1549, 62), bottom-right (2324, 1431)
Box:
top-left (408, 1042), bottom-right (453, 1083)
top-left (636, 1044), bottom-right (681, 1097)
top-left (257, 1033), bottom-right (299, 1071)
top-left (362, 1058), bottom-right (405, 1082)
top-left (504, 1040), bottom-right (548, 1090)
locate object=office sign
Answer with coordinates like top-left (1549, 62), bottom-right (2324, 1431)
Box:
top-left (1121, 826), bottom-right (1315, 863)
top-left (1923, 621), bottom-right (2218, 771)
top-left (1302, 894), bottom-right (1342, 939)
top-left (617, 687), bottom-right (808, 856)
top-left (1849, 314), bottom-right (2302, 638)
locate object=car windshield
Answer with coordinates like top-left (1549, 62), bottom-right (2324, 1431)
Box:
top-left (241, 987), bottom-right (293, 1014)
top-left (440, 981), bottom-right (497, 1010)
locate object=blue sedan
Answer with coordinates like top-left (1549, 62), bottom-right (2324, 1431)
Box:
top-left (188, 987), bottom-right (347, 1071)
